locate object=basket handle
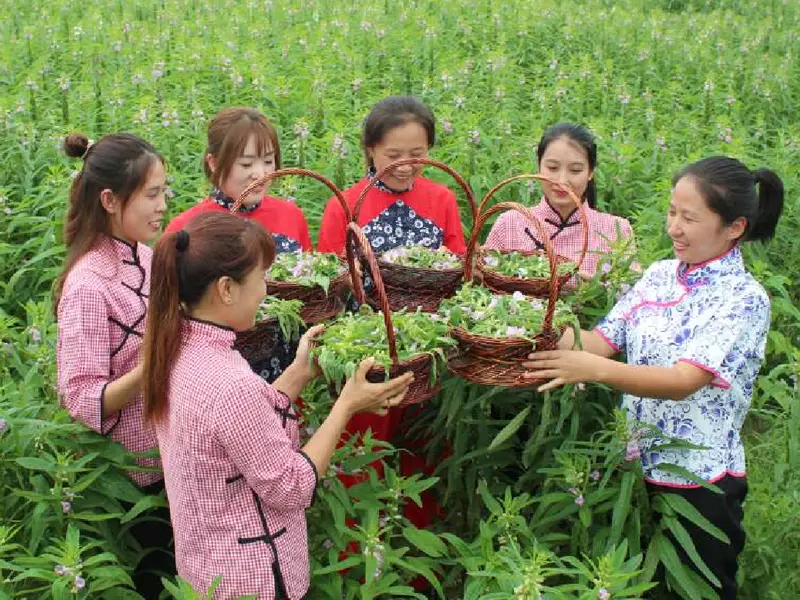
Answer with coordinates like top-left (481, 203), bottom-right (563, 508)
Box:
top-left (232, 168), bottom-right (351, 221)
top-left (352, 157), bottom-right (477, 231)
top-left (465, 201), bottom-right (561, 334)
top-left (472, 174), bottom-right (590, 273)
top-left (345, 222), bottom-right (399, 366)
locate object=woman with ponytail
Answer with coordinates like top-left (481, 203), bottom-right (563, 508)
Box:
top-left (144, 211), bottom-right (413, 599)
top-left (524, 156), bottom-right (785, 599)
top-left (54, 132), bottom-right (175, 594)
top-left (484, 123), bottom-right (634, 278)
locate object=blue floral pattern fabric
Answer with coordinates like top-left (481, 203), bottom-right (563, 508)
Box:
top-left (362, 200), bottom-right (444, 254)
top-left (596, 247), bottom-right (770, 486)
top-left (245, 241), bottom-right (302, 384)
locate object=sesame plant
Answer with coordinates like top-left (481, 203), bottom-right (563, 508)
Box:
top-left (439, 284), bottom-right (580, 341)
top-left (256, 296), bottom-right (304, 340)
top-left (379, 245), bottom-right (462, 270)
top-left (1, 0), bottom-right (799, 598)
top-left (482, 249), bottom-right (577, 279)
top-left (268, 251), bottom-right (346, 293)
top-left (312, 305), bottom-right (456, 392)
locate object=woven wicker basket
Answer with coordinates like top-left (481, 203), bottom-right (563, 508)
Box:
top-left (232, 168), bottom-right (351, 325)
top-left (352, 157), bottom-right (476, 312)
top-left (343, 222), bottom-right (443, 405)
top-left (467, 174), bottom-right (589, 297)
top-left (452, 201), bottom-right (570, 387)
top-left (233, 317), bottom-right (281, 369)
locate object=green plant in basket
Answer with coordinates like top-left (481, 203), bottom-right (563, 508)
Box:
top-left (379, 245), bottom-right (462, 270)
top-left (267, 251), bottom-right (346, 292)
top-left (439, 284), bottom-right (579, 341)
top-left (482, 249), bottom-right (576, 279)
top-left (256, 296), bottom-right (304, 340)
top-left (312, 305), bottom-right (456, 392)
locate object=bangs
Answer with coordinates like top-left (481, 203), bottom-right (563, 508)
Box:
top-left (213, 114), bottom-right (281, 186)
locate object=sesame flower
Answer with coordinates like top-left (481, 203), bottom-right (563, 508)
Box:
top-left (574, 494), bottom-right (585, 506)
top-left (512, 291), bottom-right (526, 302)
top-left (73, 576), bottom-right (85, 591)
top-left (61, 501), bottom-right (72, 513)
top-left (54, 564), bottom-right (67, 576)
top-left (591, 470), bottom-right (601, 482)
top-left (598, 588), bottom-right (610, 600)
top-left (0, 418), bottom-right (7, 434)
top-left (323, 539), bottom-right (334, 549)
top-left (505, 326), bottom-right (526, 337)
top-left (625, 441), bottom-right (641, 462)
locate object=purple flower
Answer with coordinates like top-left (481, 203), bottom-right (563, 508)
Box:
top-left (591, 470), bottom-right (601, 482)
top-left (568, 487), bottom-right (579, 496)
top-left (73, 575), bottom-right (85, 590)
top-left (598, 588), bottom-right (610, 600)
top-left (625, 441), bottom-right (641, 462)
top-left (0, 418), bottom-right (7, 434)
top-left (574, 494), bottom-right (585, 507)
top-left (54, 564), bottom-right (67, 576)
top-left (323, 539), bottom-right (334, 549)
top-left (61, 501), bottom-right (72, 513)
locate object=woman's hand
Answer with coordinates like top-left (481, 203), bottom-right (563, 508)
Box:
top-left (521, 349), bottom-right (606, 392)
top-left (337, 358), bottom-right (414, 417)
top-left (291, 324), bottom-right (326, 380)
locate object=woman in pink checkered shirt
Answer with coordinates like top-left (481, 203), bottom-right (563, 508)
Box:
top-left (54, 132), bottom-right (175, 594)
top-left (484, 123), bottom-right (634, 278)
top-left (142, 212), bottom-right (413, 599)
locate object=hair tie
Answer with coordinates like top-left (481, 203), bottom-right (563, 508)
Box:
top-left (175, 230), bottom-right (190, 252)
top-left (81, 140), bottom-right (95, 160)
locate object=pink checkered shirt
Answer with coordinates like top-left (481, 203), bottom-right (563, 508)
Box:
top-left (56, 235), bottom-right (161, 488)
top-left (157, 318), bottom-right (318, 599)
top-left (483, 198), bottom-right (633, 277)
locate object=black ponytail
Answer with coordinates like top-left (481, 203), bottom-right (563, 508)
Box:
top-left (749, 168), bottom-right (784, 242)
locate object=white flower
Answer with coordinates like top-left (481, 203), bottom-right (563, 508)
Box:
top-left (505, 326), bottom-right (526, 337)
top-left (512, 291), bottom-right (525, 302)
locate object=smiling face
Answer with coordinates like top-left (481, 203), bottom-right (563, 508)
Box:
top-left (105, 159), bottom-right (167, 243)
top-left (537, 136), bottom-right (593, 215)
top-left (367, 121), bottom-right (430, 191)
top-left (667, 176), bottom-right (745, 265)
top-left (209, 135), bottom-right (276, 206)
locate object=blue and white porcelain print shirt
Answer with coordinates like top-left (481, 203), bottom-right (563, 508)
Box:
top-left (595, 246), bottom-right (770, 487)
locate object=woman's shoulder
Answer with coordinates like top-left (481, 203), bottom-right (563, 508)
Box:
top-left (415, 176), bottom-right (456, 198)
top-left (590, 208), bottom-right (633, 238)
top-left (260, 195), bottom-right (307, 219)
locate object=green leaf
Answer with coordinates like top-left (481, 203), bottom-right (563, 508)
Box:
top-left (654, 464), bottom-right (724, 494)
top-left (401, 527), bottom-right (448, 558)
top-left (313, 556), bottom-right (362, 575)
top-left (488, 406), bottom-right (531, 451)
top-left (608, 470), bottom-right (635, 549)
top-left (663, 515), bottom-right (720, 587)
top-left (120, 494), bottom-right (167, 524)
top-left (660, 493), bottom-right (730, 544)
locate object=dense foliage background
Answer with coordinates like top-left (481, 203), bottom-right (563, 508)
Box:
top-left (1, 0), bottom-right (798, 597)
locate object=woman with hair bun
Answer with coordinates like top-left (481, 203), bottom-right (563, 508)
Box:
top-left (55, 132), bottom-right (175, 594)
top-left (524, 156), bottom-right (785, 599)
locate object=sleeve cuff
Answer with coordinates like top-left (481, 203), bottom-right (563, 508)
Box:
top-left (593, 326), bottom-right (621, 353)
top-left (98, 383), bottom-right (122, 436)
top-left (678, 358), bottom-right (731, 389)
top-left (297, 451), bottom-right (319, 508)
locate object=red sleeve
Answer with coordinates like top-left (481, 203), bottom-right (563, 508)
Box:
top-left (442, 188), bottom-right (467, 255)
top-left (294, 206), bottom-right (313, 251)
top-left (317, 195), bottom-right (349, 255)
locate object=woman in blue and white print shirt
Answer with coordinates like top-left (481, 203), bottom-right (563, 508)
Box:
top-left (524, 156), bottom-right (784, 599)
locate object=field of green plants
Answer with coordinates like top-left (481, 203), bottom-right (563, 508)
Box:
top-left (1, 0), bottom-right (799, 598)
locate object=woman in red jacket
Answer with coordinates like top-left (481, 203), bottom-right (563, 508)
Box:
top-left (318, 96), bottom-right (465, 550)
top-left (166, 107), bottom-right (313, 382)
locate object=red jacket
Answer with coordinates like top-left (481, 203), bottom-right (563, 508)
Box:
top-left (166, 196), bottom-right (313, 252)
top-left (317, 176), bottom-right (466, 256)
